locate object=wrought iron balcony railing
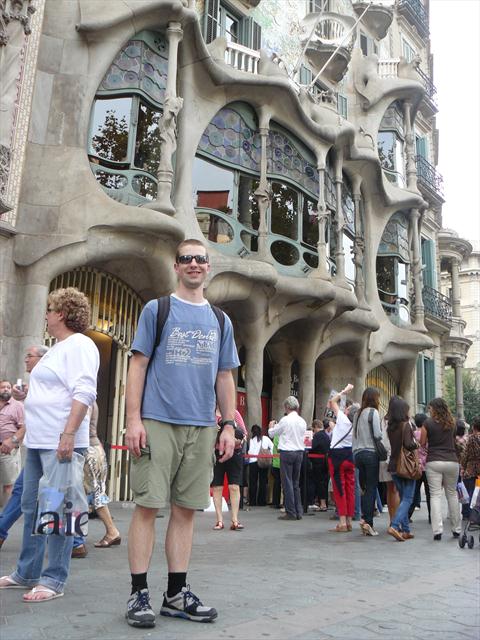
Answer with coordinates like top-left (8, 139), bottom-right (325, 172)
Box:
top-left (422, 285), bottom-right (452, 323)
top-left (415, 156), bottom-right (445, 200)
top-left (416, 67), bottom-right (438, 108)
top-left (397, 0), bottom-right (429, 38)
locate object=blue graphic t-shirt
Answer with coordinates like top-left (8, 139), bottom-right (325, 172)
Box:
top-left (132, 295), bottom-right (240, 426)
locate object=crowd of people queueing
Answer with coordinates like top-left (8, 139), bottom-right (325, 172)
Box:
top-left (212, 385), bottom-right (480, 543)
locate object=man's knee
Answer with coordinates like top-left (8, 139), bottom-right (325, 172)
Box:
top-left (133, 505), bottom-right (158, 522)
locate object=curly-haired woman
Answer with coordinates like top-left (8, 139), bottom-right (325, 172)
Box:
top-left (420, 398), bottom-right (461, 541)
top-left (0, 287), bottom-right (99, 601)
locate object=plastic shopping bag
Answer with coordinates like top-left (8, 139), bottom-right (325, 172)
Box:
top-left (456, 481), bottom-right (470, 505)
top-left (34, 451), bottom-right (88, 537)
top-left (471, 485), bottom-right (480, 510)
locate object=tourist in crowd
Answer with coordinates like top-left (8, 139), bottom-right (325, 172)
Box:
top-left (408, 413), bottom-right (430, 523)
top-left (0, 346), bottom-right (48, 550)
top-left (460, 416), bottom-right (480, 519)
top-left (352, 387), bottom-right (382, 536)
top-left (268, 396), bottom-right (306, 521)
top-left (327, 385), bottom-right (357, 533)
top-left (0, 380), bottom-right (24, 506)
top-left (247, 425), bottom-right (273, 507)
top-left (0, 287), bottom-right (99, 600)
top-left (420, 398), bottom-right (461, 541)
top-left (378, 416), bottom-right (399, 524)
top-left (386, 396), bottom-right (417, 541)
top-left (309, 419), bottom-right (330, 511)
top-left (211, 409), bottom-right (247, 530)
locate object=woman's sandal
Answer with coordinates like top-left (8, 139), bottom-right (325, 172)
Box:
top-left (0, 575), bottom-right (27, 589)
top-left (94, 535), bottom-right (121, 548)
top-left (328, 524), bottom-right (349, 533)
top-left (230, 521), bottom-right (244, 531)
top-left (23, 585), bottom-right (64, 602)
top-left (213, 521), bottom-right (224, 530)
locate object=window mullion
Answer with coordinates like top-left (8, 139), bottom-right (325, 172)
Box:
top-left (129, 96), bottom-right (140, 168)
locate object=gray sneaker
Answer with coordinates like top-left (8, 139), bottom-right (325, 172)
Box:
top-left (160, 586), bottom-right (217, 622)
top-left (126, 588), bottom-right (156, 628)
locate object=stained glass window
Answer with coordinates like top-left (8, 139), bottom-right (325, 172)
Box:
top-left (198, 107), bottom-right (261, 172)
top-left (267, 129), bottom-right (319, 198)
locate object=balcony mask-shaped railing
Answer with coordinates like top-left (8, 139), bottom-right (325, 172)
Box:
top-left (422, 285), bottom-right (452, 323)
top-left (416, 66), bottom-right (437, 106)
top-left (397, 0), bottom-right (429, 39)
top-left (415, 156), bottom-right (444, 201)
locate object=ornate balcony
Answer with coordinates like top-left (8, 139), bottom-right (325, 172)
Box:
top-left (422, 285), bottom-right (452, 324)
top-left (301, 12), bottom-right (357, 83)
top-left (397, 0), bottom-right (429, 39)
top-left (415, 156), bottom-right (445, 204)
top-left (353, 2), bottom-right (393, 40)
top-left (416, 67), bottom-right (438, 116)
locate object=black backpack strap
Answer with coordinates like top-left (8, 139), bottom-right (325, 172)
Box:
top-left (211, 304), bottom-right (225, 343)
top-left (155, 296), bottom-right (171, 349)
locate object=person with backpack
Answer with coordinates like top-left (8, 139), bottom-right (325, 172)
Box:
top-left (352, 387), bottom-right (383, 537)
top-left (124, 239), bottom-right (239, 628)
top-left (247, 424), bottom-right (273, 507)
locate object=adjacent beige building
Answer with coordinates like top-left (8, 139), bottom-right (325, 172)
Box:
top-left (0, 0), bottom-right (472, 497)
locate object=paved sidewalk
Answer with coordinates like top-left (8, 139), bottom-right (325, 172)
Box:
top-left (0, 502), bottom-right (478, 640)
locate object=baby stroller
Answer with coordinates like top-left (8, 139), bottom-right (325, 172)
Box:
top-left (459, 481), bottom-right (480, 549)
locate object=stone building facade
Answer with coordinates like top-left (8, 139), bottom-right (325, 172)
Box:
top-left (0, 0), bottom-right (472, 497)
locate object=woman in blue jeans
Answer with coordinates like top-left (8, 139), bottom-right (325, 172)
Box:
top-left (0, 287), bottom-right (99, 601)
top-left (386, 396), bottom-right (417, 541)
top-left (352, 387), bottom-right (382, 536)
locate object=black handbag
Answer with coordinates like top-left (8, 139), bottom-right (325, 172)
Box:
top-left (367, 409), bottom-right (388, 461)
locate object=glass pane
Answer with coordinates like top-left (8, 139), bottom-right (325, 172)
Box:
top-left (343, 233), bottom-right (355, 281)
top-left (377, 256), bottom-right (396, 297)
top-left (192, 157), bottom-right (235, 213)
top-left (395, 138), bottom-right (405, 187)
top-left (95, 171), bottom-right (128, 190)
top-left (397, 262), bottom-right (407, 300)
top-left (304, 252), bottom-right (319, 269)
top-left (134, 101), bottom-right (161, 175)
top-left (271, 240), bottom-right (299, 266)
top-left (271, 182), bottom-right (298, 240)
top-left (197, 213), bottom-right (234, 244)
top-left (378, 131), bottom-right (395, 172)
top-left (238, 174), bottom-right (260, 230)
top-left (225, 14), bottom-right (238, 43)
top-left (91, 98), bottom-right (132, 162)
top-left (302, 197), bottom-right (319, 247)
top-left (131, 174), bottom-right (157, 200)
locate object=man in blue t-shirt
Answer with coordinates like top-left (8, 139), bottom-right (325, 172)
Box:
top-left (124, 239), bottom-right (239, 629)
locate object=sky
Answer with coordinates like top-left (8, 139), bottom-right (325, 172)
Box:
top-left (430, 0), bottom-right (480, 250)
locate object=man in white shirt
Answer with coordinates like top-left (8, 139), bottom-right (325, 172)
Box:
top-left (268, 396), bottom-right (306, 521)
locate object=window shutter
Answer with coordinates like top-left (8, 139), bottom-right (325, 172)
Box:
top-left (416, 136), bottom-right (428, 160)
top-left (425, 358), bottom-right (436, 406)
top-left (204, 0), bottom-right (220, 44)
top-left (299, 65), bottom-right (313, 85)
top-left (421, 238), bottom-right (435, 289)
top-left (416, 356), bottom-right (425, 407)
top-left (239, 16), bottom-right (262, 50)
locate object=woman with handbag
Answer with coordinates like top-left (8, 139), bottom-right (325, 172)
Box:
top-left (0, 287), bottom-right (99, 600)
top-left (420, 398), bottom-right (461, 541)
top-left (352, 387), bottom-right (383, 537)
top-left (386, 396), bottom-right (418, 542)
top-left (247, 424), bottom-right (273, 506)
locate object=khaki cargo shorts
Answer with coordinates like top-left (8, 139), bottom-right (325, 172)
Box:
top-left (130, 419), bottom-right (217, 510)
top-left (0, 449), bottom-right (21, 485)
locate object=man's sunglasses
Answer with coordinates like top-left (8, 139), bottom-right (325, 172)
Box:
top-left (176, 254), bottom-right (209, 265)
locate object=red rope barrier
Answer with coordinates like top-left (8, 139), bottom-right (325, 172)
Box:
top-left (109, 445), bottom-right (325, 459)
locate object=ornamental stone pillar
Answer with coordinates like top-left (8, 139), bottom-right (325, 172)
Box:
top-left (453, 359), bottom-right (465, 419)
top-left (451, 258), bottom-right (461, 317)
top-left (299, 356), bottom-right (316, 424)
top-left (334, 157), bottom-right (345, 281)
top-left (245, 342), bottom-right (264, 426)
top-left (270, 348), bottom-right (293, 421)
top-left (352, 176), bottom-right (366, 306)
top-left (313, 155), bottom-right (329, 279)
top-left (254, 120), bottom-right (273, 262)
top-left (410, 208), bottom-right (426, 330)
top-left (147, 22), bottom-right (183, 215)
top-left (403, 102), bottom-right (417, 191)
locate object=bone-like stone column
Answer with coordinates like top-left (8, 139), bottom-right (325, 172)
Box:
top-left (313, 157), bottom-right (329, 278)
top-left (453, 359), bottom-right (465, 419)
top-left (254, 120), bottom-right (273, 262)
top-left (245, 342), bottom-right (265, 426)
top-left (270, 350), bottom-right (294, 421)
top-left (146, 22), bottom-right (183, 215)
top-left (299, 356), bottom-right (316, 424)
top-left (352, 176), bottom-right (366, 306)
top-left (334, 154), bottom-right (345, 281)
top-left (403, 101), bottom-right (417, 190)
top-left (451, 258), bottom-right (461, 317)
top-left (410, 208), bottom-right (426, 330)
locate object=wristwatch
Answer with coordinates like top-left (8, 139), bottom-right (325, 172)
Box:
top-left (220, 419), bottom-right (236, 429)
top-left (11, 434), bottom-right (20, 448)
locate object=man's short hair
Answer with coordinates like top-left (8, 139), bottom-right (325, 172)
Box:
top-left (284, 396), bottom-right (299, 411)
top-left (0, 379), bottom-right (11, 386)
top-left (175, 239), bottom-right (207, 262)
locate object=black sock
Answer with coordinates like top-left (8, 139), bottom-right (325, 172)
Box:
top-left (131, 572), bottom-right (148, 594)
top-left (167, 572), bottom-right (186, 597)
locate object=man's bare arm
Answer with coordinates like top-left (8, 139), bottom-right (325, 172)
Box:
top-left (215, 369), bottom-right (236, 462)
top-left (125, 352), bottom-right (150, 458)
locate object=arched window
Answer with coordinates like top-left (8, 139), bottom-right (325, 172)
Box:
top-left (377, 211), bottom-right (410, 325)
top-left (88, 31), bottom-right (168, 205)
top-left (378, 102), bottom-right (405, 188)
top-left (342, 174), bottom-right (356, 282)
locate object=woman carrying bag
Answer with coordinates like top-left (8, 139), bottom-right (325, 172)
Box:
top-left (386, 396), bottom-right (418, 542)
